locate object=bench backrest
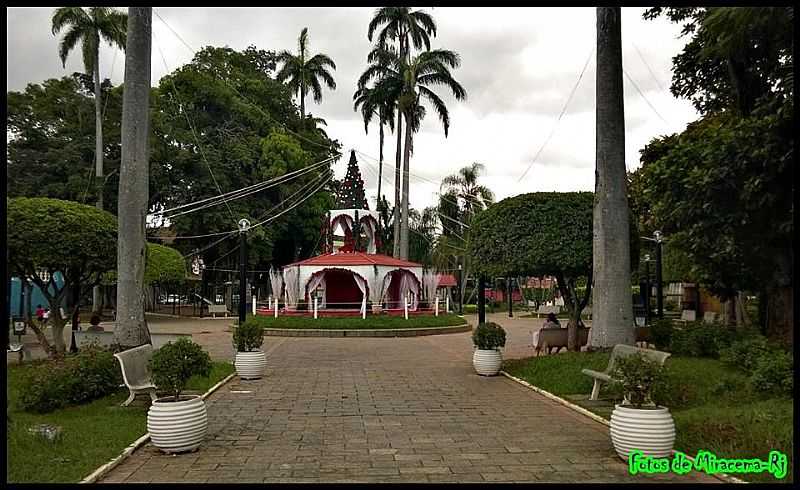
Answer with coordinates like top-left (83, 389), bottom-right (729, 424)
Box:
top-left (208, 304), bottom-right (228, 313)
top-left (703, 312), bottom-right (717, 324)
top-left (114, 344), bottom-right (154, 387)
top-left (538, 327), bottom-right (589, 346)
top-left (537, 305), bottom-right (561, 315)
top-left (606, 344), bottom-right (671, 374)
top-left (75, 331), bottom-right (188, 350)
top-left (681, 309), bottom-right (697, 322)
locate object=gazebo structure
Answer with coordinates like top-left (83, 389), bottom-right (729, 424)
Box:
top-left (257, 153), bottom-right (429, 317)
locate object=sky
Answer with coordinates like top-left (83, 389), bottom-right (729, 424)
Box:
top-left (6, 7), bottom-right (699, 212)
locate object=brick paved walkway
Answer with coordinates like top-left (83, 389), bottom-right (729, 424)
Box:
top-left (100, 314), bottom-right (717, 483)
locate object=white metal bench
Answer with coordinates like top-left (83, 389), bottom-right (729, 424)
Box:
top-left (113, 344), bottom-right (158, 407)
top-left (581, 344), bottom-right (671, 401)
top-left (207, 304), bottom-right (229, 318)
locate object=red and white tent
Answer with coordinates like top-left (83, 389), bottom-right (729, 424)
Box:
top-left (282, 252), bottom-right (423, 313)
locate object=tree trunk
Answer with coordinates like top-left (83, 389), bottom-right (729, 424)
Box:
top-left (300, 80), bottom-right (306, 124)
top-left (377, 122), bottom-right (384, 204)
top-left (735, 291), bottom-right (750, 327)
top-left (399, 111), bottom-right (413, 260)
top-left (765, 251), bottom-right (793, 345)
top-left (93, 44), bottom-right (104, 314)
top-left (115, 7), bottom-right (152, 349)
top-left (591, 7), bottom-right (634, 348)
top-left (392, 110), bottom-right (403, 258)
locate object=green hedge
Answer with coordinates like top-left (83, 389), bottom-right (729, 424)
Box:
top-left (244, 313), bottom-right (465, 330)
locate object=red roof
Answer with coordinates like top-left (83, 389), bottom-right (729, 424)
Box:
top-left (286, 252), bottom-right (423, 268)
top-left (438, 274), bottom-right (457, 287)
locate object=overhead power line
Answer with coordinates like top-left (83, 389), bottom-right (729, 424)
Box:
top-left (517, 46), bottom-right (594, 182)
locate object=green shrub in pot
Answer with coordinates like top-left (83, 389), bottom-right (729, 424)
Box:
top-left (149, 338), bottom-right (212, 402)
top-left (472, 322), bottom-right (507, 350)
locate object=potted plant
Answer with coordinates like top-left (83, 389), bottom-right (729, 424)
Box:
top-left (471, 322), bottom-right (507, 376)
top-left (233, 321), bottom-right (266, 380)
top-left (609, 353), bottom-right (675, 460)
top-left (148, 338), bottom-right (213, 454)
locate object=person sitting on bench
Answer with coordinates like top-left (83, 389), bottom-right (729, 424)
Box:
top-left (86, 314), bottom-right (104, 332)
top-left (543, 312), bottom-right (561, 329)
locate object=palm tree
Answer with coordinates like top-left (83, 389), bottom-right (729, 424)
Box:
top-left (353, 84), bottom-right (396, 206)
top-left (592, 7), bottom-right (634, 350)
top-left (440, 162), bottom-right (495, 224)
top-left (361, 46), bottom-right (466, 259)
top-left (276, 27), bottom-right (336, 124)
top-left (52, 7), bottom-right (127, 212)
top-left (366, 7), bottom-right (437, 258)
top-left (52, 7), bottom-right (127, 314)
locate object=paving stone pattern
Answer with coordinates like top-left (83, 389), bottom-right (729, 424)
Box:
top-left (101, 315), bottom-right (717, 483)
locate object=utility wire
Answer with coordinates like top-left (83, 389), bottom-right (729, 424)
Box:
top-left (152, 155), bottom-right (336, 219)
top-left (631, 42), bottom-right (666, 93)
top-left (623, 68), bottom-right (670, 127)
top-left (154, 32), bottom-right (238, 228)
top-left (517, 46), bottom-right (594, 182)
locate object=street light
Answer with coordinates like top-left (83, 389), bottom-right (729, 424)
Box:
top-left (457, 263), bottom-right (463, 315)
top-left (653, 231), bottom-right (663, 318)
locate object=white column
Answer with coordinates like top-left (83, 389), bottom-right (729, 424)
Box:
top-left (274, 297), bottom-right (278, 318)
top-left (435, 296), bottom-right (439, 316)
top-left (252, 295), bottom-right (256, 316)
top-left (404, 293), bottom-right (409, 320)
top-left (314, 297), bottom-right (318, 319)
top-left (445, 294), bottom-right (450, 313)
top-left (268, 295), bottom-right (272, 310)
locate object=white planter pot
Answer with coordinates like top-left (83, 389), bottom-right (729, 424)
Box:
top-left (610, 404), bottom-right (675, 459)
top-left (235, 350), bottom-right (267, 380)
top-left (472, 348), bottom-right (503, 376)
top-left (147, 395), bottom-right (208, 454)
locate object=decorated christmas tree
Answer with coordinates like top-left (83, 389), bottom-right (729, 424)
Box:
top-left (336, 150), bottom-right (369, 210)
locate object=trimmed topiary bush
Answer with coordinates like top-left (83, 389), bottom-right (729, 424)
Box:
top-left (233, 322), bottom-right (264, 352)
top-left (150, 338), bottom-right (212, 401)
top-left (472, 322), bottom-right (507, 350)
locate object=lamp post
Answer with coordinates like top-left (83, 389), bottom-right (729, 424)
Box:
top-left (457, 263), bottom-right (463, 315)
top-left (654, 231), bottom-right (663, 318)
top-left (507, 277), bottom-right (513, 318)
top-left (643, 254), bottom-right (651, 325)
top-left (238, 219), bottom-right (250, 325)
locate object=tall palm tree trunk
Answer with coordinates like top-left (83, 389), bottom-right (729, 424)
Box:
top-left (377, 122), bottom-right (384, 204)
top-left (115, 6), bottom-right (152, 349)
top-left (392, 110), bottom-right (403, 258)
top-left (591, 7), bottom-right (634, 348)
top-left (92, 45), bottom-right (104, 313)
top-left (399, 111), bottom-right (413, 260)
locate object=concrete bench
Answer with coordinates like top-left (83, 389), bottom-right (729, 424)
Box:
top-left (533, 327), bottom-right (590, 355)
top-left (703, 312), bottom-right (718, 324)
top-left (679, 309), bottom-right (696, 322)
top-left (113, 344), bottom-right (158, 407)
top-left (74, 331), bottom-right (190, 350)
top-left (535, 305), bottom-right (561, 318)
top-left (207, 304), bottom-right (229, 318)
top-left (581, 344), bottom-right (671, 401)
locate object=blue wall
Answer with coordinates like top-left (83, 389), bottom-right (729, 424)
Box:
top-left (9, 273), bottom-right (65, 317)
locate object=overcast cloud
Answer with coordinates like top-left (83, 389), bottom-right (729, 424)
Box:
top-left (7, 7), bottom-right (699, 211)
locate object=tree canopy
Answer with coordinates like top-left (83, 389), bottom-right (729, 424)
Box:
top-left (7, 197), bottom-right (117, 354)
top-left (468, 192), bottom-right (593, 279)
top-left (144, 243), bottom-right (187, 286)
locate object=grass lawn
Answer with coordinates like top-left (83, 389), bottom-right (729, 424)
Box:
top-left (504, 353), bottom-right (793, 483)
top-left (246, 313), bottom-right (467, 330)
top-left (6, 360), bottom-right (234, 483)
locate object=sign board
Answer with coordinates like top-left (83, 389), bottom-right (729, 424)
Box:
top-left (13, 321), bottom-right (26, 335)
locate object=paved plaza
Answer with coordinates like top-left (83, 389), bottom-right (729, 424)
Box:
top-left (96, 313), bottom-right (716, 483)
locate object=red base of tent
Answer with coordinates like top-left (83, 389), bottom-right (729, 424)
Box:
top-left (255, 308), bottom-right (436, 317)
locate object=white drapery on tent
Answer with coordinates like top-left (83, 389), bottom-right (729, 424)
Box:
top-left (283, 266), bottom-right (300, 309)
top-left (398, 271), bottom-right (419, 310)
top-left (352, 273), bottom-right (368, 316)
top-left (269, 267), bottom-right (283, 303)
top-left (422, 271), bottom-right (442, 303)
top-left (330, 209), bottom-right (380, 253)
top-left (306, 271), bottom-right (327, 307)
